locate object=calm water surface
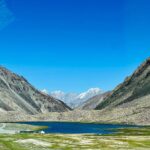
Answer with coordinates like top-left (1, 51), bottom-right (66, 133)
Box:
top-left (19, 122), bottom-right (139, 134)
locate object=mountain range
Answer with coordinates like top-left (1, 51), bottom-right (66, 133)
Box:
top-left (0, 57), bottom-right (150, 125)
top-left (47, 88), bottom-right (102, 108)
top-left (34, 57), bottom-right (150, 125)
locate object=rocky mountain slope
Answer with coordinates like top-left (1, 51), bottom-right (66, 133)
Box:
top-left (0, 66), bottom-right (71, 115)
top-left (1, 57), bottom-right (150, 125)
top-left (77, 92), bottom-right (111, 110)
top-left (49, 88), bottom-right (102, 108)
top-left (96, 57), bottom-right (150, 110)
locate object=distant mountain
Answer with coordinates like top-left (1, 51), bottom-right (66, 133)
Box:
top-left (0, 0), bottom-right (14, 29)
top-left (37, 58), bottom-right (150, 125)
top-left (49, 88), bottom-right (103, 108)
top-left (78, 92), bottom-right (111, 110)
top-left (0, 66), bottom-right (71, 115)
top-left (96, 57), bottom-right (150, 110)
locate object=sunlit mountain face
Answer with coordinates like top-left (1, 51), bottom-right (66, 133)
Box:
top-left (0, 0), bottom-right (14, 30)
top-left (42, 88), bottom-right (103, 108)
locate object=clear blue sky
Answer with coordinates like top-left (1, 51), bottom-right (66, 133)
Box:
top-left (0, 0), bottom-right (150, 92)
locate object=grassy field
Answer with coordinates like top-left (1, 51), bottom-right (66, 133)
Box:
top-left (0, 127), bottom-right (150, 150)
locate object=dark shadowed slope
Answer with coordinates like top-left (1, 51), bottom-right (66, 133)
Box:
top-left (0, 66), bottom-right (71, 115)
top-left (96, 57), bottom-right (150, 110)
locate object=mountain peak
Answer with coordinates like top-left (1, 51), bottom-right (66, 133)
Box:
top-left (96, 57), bottom-right (150, 110)
top-left (130, 57), bottom-right (150, 79)
top-left (50, 88), bottom-right (103, 108)
top-left (77, 88), bottom-right (102, 99)
top-left (0, 66), bottom-right (71, 114)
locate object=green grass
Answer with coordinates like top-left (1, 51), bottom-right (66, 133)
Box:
top-left (0, 134), bottom-right (149, 149)
top-left (112, 126), bottom-right (150, 136)
top-left (0, 126), bottom-right (150, 150)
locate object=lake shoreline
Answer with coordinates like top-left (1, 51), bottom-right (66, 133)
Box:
top-left (1, 108), bottom-right (150, 126)
top-left (0, 122), bottom-right (150, 149)
top-left (0, 122), bottom-right (149, 135)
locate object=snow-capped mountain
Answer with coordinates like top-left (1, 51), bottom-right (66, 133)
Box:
top-left (76, 88), bottom-right (102, 100)
top-left (42, 88), bottom-right (103, 108)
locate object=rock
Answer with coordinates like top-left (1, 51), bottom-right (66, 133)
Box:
top-left (0, 66), bottom-right (71, 115)
top-left (96, 57), bottom-right (150, 110)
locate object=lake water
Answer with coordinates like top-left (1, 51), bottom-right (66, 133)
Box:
top-left (19, 122), bottom-right (139, 134)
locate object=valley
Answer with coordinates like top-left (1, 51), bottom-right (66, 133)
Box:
top-left (0, 58), bottom-right (150, 150)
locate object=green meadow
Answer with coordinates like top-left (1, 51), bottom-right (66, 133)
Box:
top-left (0, 125), bottom-right (150, 150)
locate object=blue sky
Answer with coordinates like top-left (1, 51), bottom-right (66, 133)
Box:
top-left (0, 0), bottom-right (150, 92)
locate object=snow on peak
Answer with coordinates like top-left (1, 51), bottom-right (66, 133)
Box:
top-left (43, 88), bottom-right (103, 108)
top-left (41, 89), bottom-right (49, 95)
top-left (49, 90), bottom-right (65, 100)
top-left (77, 88), bottom-right (102, 99)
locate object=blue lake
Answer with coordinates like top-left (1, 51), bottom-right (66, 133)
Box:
top-left (19, 122), bottom-right (139, 134)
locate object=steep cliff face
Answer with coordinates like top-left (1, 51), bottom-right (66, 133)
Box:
top-left (0, 66), bottom-right (71, 114)
top-left (96, 58), bottom-right (150, 110)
